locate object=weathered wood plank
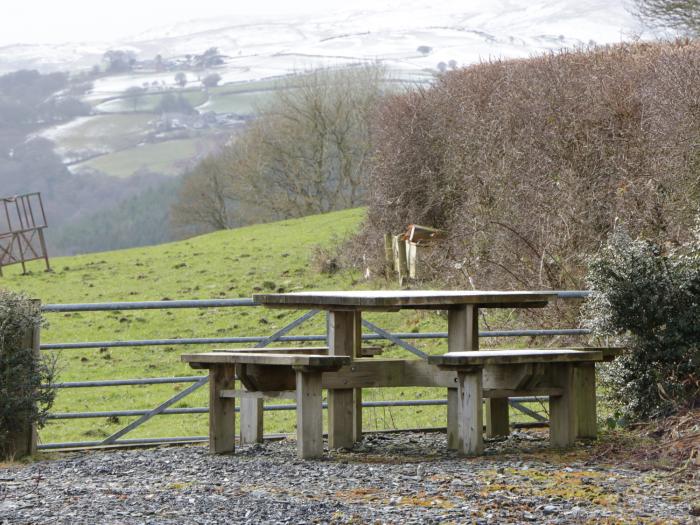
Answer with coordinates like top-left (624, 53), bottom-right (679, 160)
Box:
top-left (253, 290), bottom-right (555, 310)
top-left (328, 310), bottom-right (357, 450)
top-left (549, 364), bottom-right (576, 448)
top-left (447, 388), bottom-right (458, 450)
top-left (457, 370), bottom-right (483, 456)
top-left (353, 310), bottom-right (363, 443)
top-left (183, 352), bottom-right (351, 369)
top-left (208, 365), bottom-right (236, 454)
top-left (296, 370), bottom-right (324, 459)
top-left (447, 305), bottom-right (475, 448)
top-left (214, 346), bottom-right (383, 357)
top-left (219, 389), bottom-right (296, 400)
top-left (223, 346), bottom-right (329, 354)
top-left (486, 398), bottom-right (510, 437)
top-left (240, 397), bottom-right (264, 444)
top-left (575, 363), bottom-right (597, 439)
top-left (430, 349), bottom-right (603, 367)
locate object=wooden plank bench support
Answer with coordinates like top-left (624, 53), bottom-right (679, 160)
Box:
top-left (209, 365), bottom-right (237, 454)
top-left (429, 349), bottom-right (604, 454)
top-left (219, 389), bottom-right (296, 400)
top-left (295, 367), bottom-right (323, 458)
top-left (182, 352), bottom-right (350, 458)
top-left (456, 367), bottom-right (484, 455)
top-left (215, 346), bottom-right (384, 357)
top-left (216, 345), bottom-right (382, 444)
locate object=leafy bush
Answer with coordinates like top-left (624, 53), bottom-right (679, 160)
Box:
top-left (0, 290), bottom-right (56, 457)
top-left (583, 225), bottom-right (700, 420)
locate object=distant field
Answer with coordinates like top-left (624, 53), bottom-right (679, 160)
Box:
top-left (44, 114), bottom-right (154, 156)
top-left (70, 138), bottom-right (208, 178)
top-left (95, 89), bottom-right (209, 113)
top-left (0, 208), bottom-right (553, 446)
top-left (201, 89), bottom-right (279, 114)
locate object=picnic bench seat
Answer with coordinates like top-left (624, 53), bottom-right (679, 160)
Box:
top-left (182, 351), bottom-right (351, 458)
top-left (183, 346), bottom-right (621, 460)
top-left (429, 348), bottom-right (611, 456)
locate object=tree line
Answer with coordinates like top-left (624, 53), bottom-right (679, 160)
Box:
top-left (170, 65), bottom-right (386, 234)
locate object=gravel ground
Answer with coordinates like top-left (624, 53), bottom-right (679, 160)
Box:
top-left (1, 431), bottom-right (697, 524)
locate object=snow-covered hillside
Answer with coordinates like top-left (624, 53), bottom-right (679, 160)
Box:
top-left (0, 0), bottom-right (641, 79)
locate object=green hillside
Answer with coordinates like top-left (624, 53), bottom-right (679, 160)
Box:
top-left (1, 208), bottom-right (458, 446)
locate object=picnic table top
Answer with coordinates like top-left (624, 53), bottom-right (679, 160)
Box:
top-left (253, 290), bottom-right (557, 310)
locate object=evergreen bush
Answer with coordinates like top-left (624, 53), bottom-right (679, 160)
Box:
top-left (0, 290), bottom-right (55, 457)
top-left (583, 224), bottom-right (700, 420)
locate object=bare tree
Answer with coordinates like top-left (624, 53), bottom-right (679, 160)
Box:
top-left (232, 65), bottom-right (384, 219)
top-left (170, 155), bottom-right (238, 233)
top-left (633, 0), bottom-right (700, 36)
top-left (174, 72), bottom-right (188, 88)
top-left (171, 64), bottom-right (385, 231)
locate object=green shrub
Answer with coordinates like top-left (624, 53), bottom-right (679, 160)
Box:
top-left (0, 290), bottom-right (56, 457)
top-left (583, 225), bottom-right (700, 421)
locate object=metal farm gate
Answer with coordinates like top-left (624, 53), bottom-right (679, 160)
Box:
top-left (38, 292), bottom-right (591, 450)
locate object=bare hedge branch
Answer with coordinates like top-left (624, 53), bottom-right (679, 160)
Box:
top-left (362, 41), bottom-right (700, 307)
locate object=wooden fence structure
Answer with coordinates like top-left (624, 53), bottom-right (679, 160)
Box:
top-left (0, 192), bottom-right (50, 276)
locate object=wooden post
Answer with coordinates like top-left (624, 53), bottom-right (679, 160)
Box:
top-left (447, 306), bottom-right (468, 449)
top-left (392, 235), bottom-right (408, 285)
top-left (208, 365), bottom-right (236, 454)
top-left (486, 398), bottom-right (510, 438)
top-left (296, 369), bottom-right (323, 459)
top-left (475, 303), bottom-right (509, 438)
top-left (352, 310), bottom-right (363, 443)
top-left (575, 364), bottom-right (597, 439)
top-left (457, 369), bottom-right (483, 456)
top-left (446, 388), bottom-right (458, 449)
top-left (549, 364), bottom-right (576, 448)
top-left (6, 322), bottom-right (40, 458)
top-left (239, 397), bottom-right (264, 444)
top-left (407, 242), bottom-right (417, 279)
top-left (383, 233), bottom-right (394, 277)
top-left (327, 310), bottom-right (356, 450)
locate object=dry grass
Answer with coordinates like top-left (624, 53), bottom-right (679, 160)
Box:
top-left (591, 409), bottom-right (700, 481)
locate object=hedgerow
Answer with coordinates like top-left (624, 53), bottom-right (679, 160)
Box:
top-left (0, 290), bottom-right (55, 457)
top-left (362, 41), bottom-right (700, 301)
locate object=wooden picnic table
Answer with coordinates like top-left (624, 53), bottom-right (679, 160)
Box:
top-left (252, 290), bottom-right (558, 450)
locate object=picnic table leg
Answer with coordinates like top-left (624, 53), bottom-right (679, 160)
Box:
top-left (353, 310), bottom-right (363, 443)
top-left (295, 368), bottom-right (323, 459)
top-left (575, 363), bottom-right (597, 439)
top-left (447, 306), bottom-right (475, 449)
top-left (209, 365), bottom-right (237, 454)
top-left (240, 398), bottom-right (264, 444)
top-left (447, 388), bottom-right (458, 449)
top-left (448, 305), bottom-right (508, 443)
top-left (550, 363), bottom-right (576, 448)
top-left (456, 368), bottom-right (484, 456)
top-left (486, 398), bottom-right (510, 438)
top-left (327, 310), bottom-right (357, 450)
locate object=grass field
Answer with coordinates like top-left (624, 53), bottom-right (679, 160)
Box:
top-left (1, 208), bottom-right (551, 447)
top-left (70, 138), bottom-right (211, 178)
top-left (95, 90), bottom-right (210, 113)
top-left (45, 114), bottom-right (154, 156)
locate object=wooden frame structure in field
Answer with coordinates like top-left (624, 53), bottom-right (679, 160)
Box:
top-left (0, 192), bottom-right (50, 275)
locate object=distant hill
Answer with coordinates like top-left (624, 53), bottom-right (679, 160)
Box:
top-left (0, 1), bottom-right (640, 76)
top-left (0, 0), bottom-right (641, 256)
